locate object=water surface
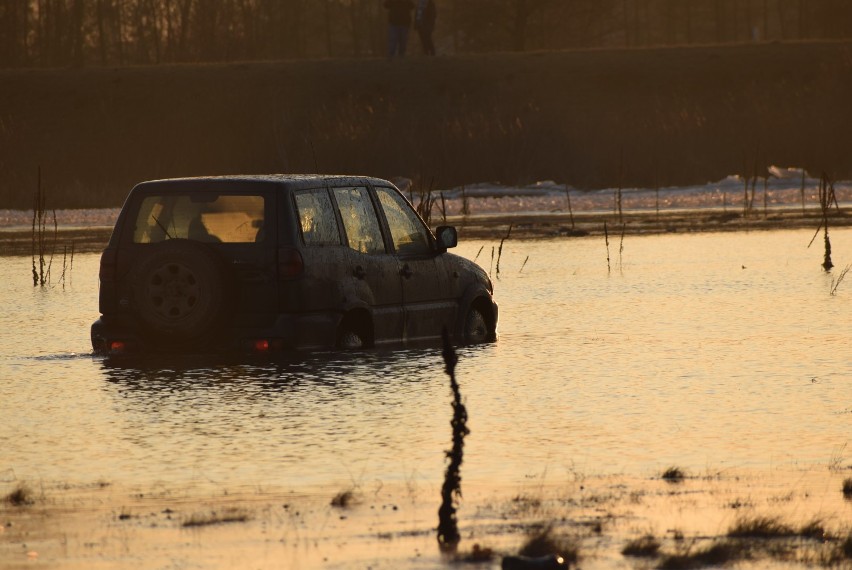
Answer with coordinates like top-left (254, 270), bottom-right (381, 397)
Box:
top-left (1, 229), bottom-right (850, 494)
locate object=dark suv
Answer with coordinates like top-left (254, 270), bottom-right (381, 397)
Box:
top-left (91, 175), bottom-right (497, 354)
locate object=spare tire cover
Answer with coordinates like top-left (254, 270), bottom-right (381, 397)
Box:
top-left (130, 239), bottom-right (230, 344)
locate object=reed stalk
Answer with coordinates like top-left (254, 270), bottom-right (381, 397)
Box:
top-left (414, 175), bottom-right (439, 226)
top-left (495, 224), bottom-right (512, 279)
top-left (617, 147), bottom-right (624, 223)
top-left (655, 186), bottom-right (660, 221)
top-left (749, 174), bottom-right (757, 215)
top-left (807, 173), bottom-right (839, 271)
top-left (615, 187), bottom-right (623, 223)
top-left (31, 168), bottom-right (57, 287)
top-left (830, 264), bottom-right (850, 296)
top-left (473, 245), bottom-right (484, 263)
top-left (58, 243), bottom-right (75, 288)
top-left (460, 186), bottom-right (470, 217)
top-left (653, 163), bottom-right (660, 222)
top-left (436, 328), bottom-right (468, 551)
top-left (565, 186), bottom-right (574, 230)
top-left (604, 222), bottom-right (611, 273)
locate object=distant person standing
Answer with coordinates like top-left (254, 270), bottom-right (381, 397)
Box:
top-left (384, 0), bottom-right (415, 59)
top-left (414, 0), bottom-right (437, 56)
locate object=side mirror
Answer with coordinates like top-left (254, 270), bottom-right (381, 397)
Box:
top-left (435, 226), bottom-right (458, 251)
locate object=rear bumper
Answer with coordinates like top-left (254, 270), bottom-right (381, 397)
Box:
top-left (91, 312), bottom-right (339, 355)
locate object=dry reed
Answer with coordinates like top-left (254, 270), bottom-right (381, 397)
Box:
top-left (436, 328), bottom-right (468, 551)
top-left (495, 224), bottom-right (513, 279)
top-left (31, 168), bottom-right (58, 287)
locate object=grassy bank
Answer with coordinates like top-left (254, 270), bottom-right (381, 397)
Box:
top-left (2, 41), bottom-right (852, 209)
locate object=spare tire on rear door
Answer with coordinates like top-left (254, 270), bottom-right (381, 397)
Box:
top-left (130, 239), bottom-right (231, 348)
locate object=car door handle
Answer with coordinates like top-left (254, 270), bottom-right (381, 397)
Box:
top-left (354, 265), bottom-right (366, 279)
top-left (400, 264), bottom-right (413, 279)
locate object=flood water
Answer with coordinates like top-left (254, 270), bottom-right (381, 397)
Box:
top-left (1, 229), bottom-right (850, 495)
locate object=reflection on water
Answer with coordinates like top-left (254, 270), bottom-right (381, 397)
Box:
top-left (97, 349), bottom-right (461, 488)
top-left (1, 229), bottom-right (850, 493)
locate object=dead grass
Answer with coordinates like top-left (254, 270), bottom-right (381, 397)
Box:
top-left (181, 507), bottom-right (251, 528)
top-left (3, 483), bottom-right (36, 506)
top-left (658, 540), bottom-right (749, 570)
top-left (661, 466), bottom-right (686, 483)
top-left (726, 516), bottom-right (796, 539)
top-left (516, 523), bottom-right (579, 565)
top-left (330, 489), bottom-right (357, 508)
top-left (455, 543), bottom-right (497, 563)
top-left (621, 534), bottom-right (661, 558)
top-left (657, 516), bottom-right (851, 569)
top-left (843, 478), bottom-right (852, 499)
top-left (799, 519), bottom-right (829, 541)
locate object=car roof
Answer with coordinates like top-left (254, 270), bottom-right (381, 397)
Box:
top-left (133, 174), bottom-right (396, 192)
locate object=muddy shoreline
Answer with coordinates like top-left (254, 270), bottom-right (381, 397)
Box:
top-left (2, 468), bottom-right (850, 569)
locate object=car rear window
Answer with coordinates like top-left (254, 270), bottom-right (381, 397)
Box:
top-left (132, 194), bottom-right (265, 244)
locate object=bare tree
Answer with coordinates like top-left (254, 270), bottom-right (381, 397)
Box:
top-left (1, 0), bottom-right (851, 68)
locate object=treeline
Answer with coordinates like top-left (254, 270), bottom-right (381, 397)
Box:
top-left (2, 0), bottom-right (852, 68)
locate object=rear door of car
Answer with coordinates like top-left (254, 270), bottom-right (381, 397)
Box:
top-left (212, 190), bottom-right (278, 321)
top-left (330, 185), bottom-right (405, 343)
top-left (125, 184), bottom-right (278, 323)
top-left (285, 187), bottom-right (351, 317)
top-left (371, 184), bottom-right (457, 342)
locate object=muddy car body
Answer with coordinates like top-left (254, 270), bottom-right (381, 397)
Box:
top-left (91, 175), bottom-right (497, 354)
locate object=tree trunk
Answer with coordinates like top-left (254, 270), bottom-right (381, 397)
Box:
top-left (511, 0), bottom-right (529, 52)
top-left (348, 0), bottom-right (362, 56)
top-left (776, 0), bottom-right (786, 40)
top-left (96, 0), bottom-right (107, 64)
top-left (72, 0), bottom-right (85, 65)
top-left (178, 0), bottom-right (192, 60)
top-left (324, 0), bottom-right (332, 57)
top-left (798, 0), bottom-right (804, 39)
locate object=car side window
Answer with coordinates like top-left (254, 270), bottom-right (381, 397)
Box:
top-left (333, 186), bottom-right (386, 254)
top-left (375, 186), bottom-right (432, 256)
top-left (132, 194), bottom-right (265, 243)
top-left (294, 189), bottom-right (341, 246)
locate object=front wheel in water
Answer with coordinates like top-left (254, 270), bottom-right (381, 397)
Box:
top-left (463, 308), bottom-right (489, 344)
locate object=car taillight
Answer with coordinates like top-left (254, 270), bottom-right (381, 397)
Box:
top-left (278, 247), bottom-right (304, 279)
top-left (99, 248), bottom-right (118, 282)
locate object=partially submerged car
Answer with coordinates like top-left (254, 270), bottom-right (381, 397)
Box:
top-left (91, 175), bottom-right (497, 354)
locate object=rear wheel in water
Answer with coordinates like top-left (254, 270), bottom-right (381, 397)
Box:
top-left (337, 329), bottom-right (365, 350)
